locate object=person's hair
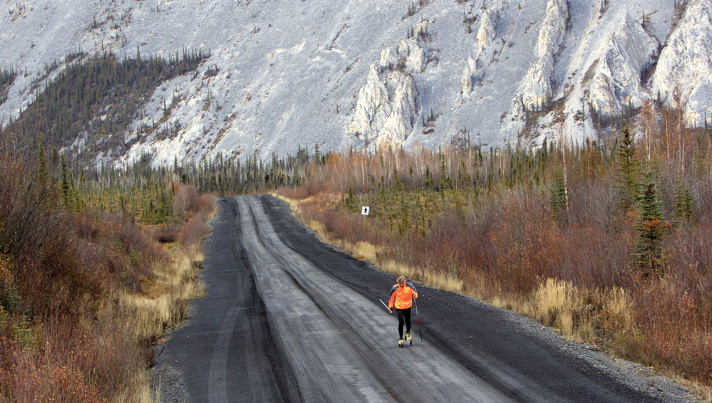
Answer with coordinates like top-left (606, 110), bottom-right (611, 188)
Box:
top-left (397, 276), bottom-right (406, 284)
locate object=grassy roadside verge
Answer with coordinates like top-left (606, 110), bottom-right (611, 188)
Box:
top-left (0, 198), bottom-right (215, 402)
top-left (0, 151), bottom-right (216, 402)
top-left (118, 241), bottom-right (211, 401)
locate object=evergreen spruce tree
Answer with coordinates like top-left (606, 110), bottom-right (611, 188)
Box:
top-left (393, 166), bottom-right (401, 191)
top-left (414, 194), bottom-right (425, 236)
top-left (550, 165), bottom-right (568, 216)
top-left (60, 155), bottom-right (72, 209)
top-left (673, 178), bottom-right (694, 224)
top-left (634, 173), bottom-right (667, 278)
top-left (439, 150), bottom-right (452, 190)
top-left (424, 165), bottom-right (432, 189)
top-left (398, 193), bottom-right (410, 236)
top-left (452, 189), bottom-right (466, 228)
top-left (345, 185), bottom-right (356, 211)
top-left (615, 127), bottom-right (639, 211)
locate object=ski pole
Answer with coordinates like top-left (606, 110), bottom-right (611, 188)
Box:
top-left (379, 298), bottom-right (391, 313)
top-left (414, 298), bottom-right (423, 345)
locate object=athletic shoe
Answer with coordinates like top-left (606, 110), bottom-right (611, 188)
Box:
top-left (398, 339), bottom-right (404, 348)
top-left (406, 332), bottom-right (412, 343)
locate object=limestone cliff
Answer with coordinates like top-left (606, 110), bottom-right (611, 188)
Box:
top-left (348, 21), bottom-right (431, 149)
top-left (652, 0), bottom-right (712, 126)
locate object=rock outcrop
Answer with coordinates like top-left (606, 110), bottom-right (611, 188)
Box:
top-left (652, 0), bottom-right (712, 126)
top-left (586, 13), bottom-right (659, 117)
top-left (462, 9), bottom-right (495, 98)
top-left (348, 63), bottom-right (418, 149)
top-left (477, 9), bottom-right (496, 53)
top-left (348, 21), bottom-right (431, 149)
top-left (517, 0), bottom-right (569, 111)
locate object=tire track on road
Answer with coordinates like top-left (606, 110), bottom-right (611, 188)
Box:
top-left (214, 198), bottom-right (300, 403)
top-left (239, 195), bottom-right (516, 402)
top-left (208, 198), bottom-right (277, 403)
top-left (238, 196), bottom-right (392, 402)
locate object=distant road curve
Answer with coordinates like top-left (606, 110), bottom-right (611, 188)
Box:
top-left (155, 194), bottom-right (690, 403)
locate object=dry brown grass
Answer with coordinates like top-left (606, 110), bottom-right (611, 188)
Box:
top-left (519, 278), bottom-right (632, 343)
top-left (121, 245), bottom-right (205, 344)
top-left (115, 244), bottom-right (205, 402)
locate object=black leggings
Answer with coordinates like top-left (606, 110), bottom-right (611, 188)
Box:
top-left (396, 308), bottom-right (411, 338)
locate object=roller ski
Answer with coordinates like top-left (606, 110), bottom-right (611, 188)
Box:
top-left (397, 332), bottom-right (412, 348)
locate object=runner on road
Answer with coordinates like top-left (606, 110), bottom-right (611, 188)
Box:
top-left (388, 276), bottom-right (418, 347)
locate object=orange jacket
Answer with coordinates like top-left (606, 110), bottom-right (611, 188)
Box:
top-left (389, 283), bottom-right (418, 310)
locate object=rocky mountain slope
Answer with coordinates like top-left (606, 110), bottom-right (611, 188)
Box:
top-left (0, 0), bottom-right (709, 166)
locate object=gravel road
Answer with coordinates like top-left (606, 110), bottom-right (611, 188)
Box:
top-left (152, 194), bottom-right (697, 402)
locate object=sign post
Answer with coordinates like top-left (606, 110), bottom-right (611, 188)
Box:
top-left (361, 206), bottom-right (369, 225)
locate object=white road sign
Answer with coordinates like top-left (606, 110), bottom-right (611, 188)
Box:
top-left (361, 206), bottom-right (370, 216)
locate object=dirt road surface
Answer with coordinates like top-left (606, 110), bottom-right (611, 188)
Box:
top-left (153, 195), bottom-right (693, 402)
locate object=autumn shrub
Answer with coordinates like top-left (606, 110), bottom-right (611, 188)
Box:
top-left (178, 193), bottom-right (216, 248)
top-left (487, 192), bottom-right (562, 293)
top-left (0, 209), bottom-right (156, 400)
top-left (0, 158), bottom-right (57, 260)
top-left (626, 219), bottom-right (712, 382)
top-left (276, 184), bottom-right (310, 200)
top-left (624, 278), bottom-right (712, 380)
top-left (283, 134), bottom-right (712, 389)
top-left (8, 353), bottom-right (106, 403)
top-left (0, 257), bottom-right (19, 312)
top-left (305, 173), bottom-right (336, 196)
top-left (178, 214), bottom-right (209, 248)
top-left (172, 182), bottom-right (201, 217)
top-left (0, 154), bottom-right (214, 401)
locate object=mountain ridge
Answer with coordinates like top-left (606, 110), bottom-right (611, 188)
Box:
top-left (0, 0), bottom-right (709, 167)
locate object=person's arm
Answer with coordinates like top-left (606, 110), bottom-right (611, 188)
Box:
top-left (407, 283), bottom-right (418, 299)
top-left (388, 285), bottom-right (398, 310)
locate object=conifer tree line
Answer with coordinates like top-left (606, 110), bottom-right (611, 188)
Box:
top-left (53, 145), bottom-right (312, 225)
top-left (312, 127), bottom-right (705, 277)
top-left (177, 149), bottom-right (308, 196)
top-left (0, 48), bottom-right (209, 165)
top-left (0, 68), bottom-right (14, 87)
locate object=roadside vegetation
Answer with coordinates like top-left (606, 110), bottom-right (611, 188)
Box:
top-left (274, 102), bottom-right (712, 393)
top-left (0, 147), bottom-right (214, 401)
